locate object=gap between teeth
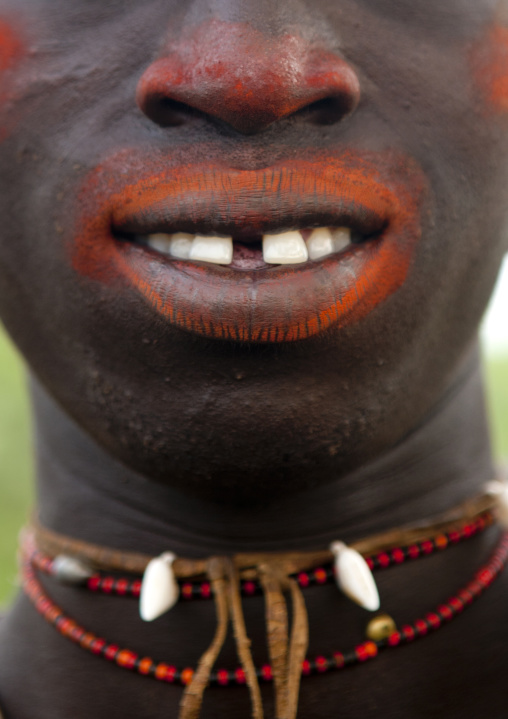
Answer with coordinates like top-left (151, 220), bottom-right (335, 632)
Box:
top-left (143, 227), bottom-right (352, 266)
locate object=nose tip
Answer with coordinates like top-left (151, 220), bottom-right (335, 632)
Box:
top-left (136, 22), bottom-right (360, 135)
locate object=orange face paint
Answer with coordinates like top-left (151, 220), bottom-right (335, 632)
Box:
top-left (0, 19), bottom-right (22, 74)
top-left (72, 149), bottom-right (427, 343)
top-left (471, 25), bottom-right (508, 114)
top-left (0, 17), bottom-right (25, 140)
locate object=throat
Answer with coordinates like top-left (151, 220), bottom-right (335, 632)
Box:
top-left (31, 345), bottom-right (495, 558)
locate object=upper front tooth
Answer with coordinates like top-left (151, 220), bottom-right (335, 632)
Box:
top-left (168, 232), bottom-right (193, 259)
top-left (306, 228), bottom-right (335, 260)
top-left (331, 227), bottom-right (351, 253)
top-left (147, 233), bottom-right (172, 254)
top-left (306, 227), bottom-right (352, 261)
top-left (189, 235), bottom-right (233, 265)
top-left (262, 231), bottom-right (308, 265)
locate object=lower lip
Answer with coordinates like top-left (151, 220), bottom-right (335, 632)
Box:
top-left (73, 152), bottom-right (426, 343)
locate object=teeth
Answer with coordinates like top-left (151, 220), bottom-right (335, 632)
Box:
top-left (146, 233), bottom-right (172, 255)
top-left (146, 233), bottom-right (232, 264)
top-left (145, 227), bottom-right (354, 267)
top-left (189, 235), bottom-right (233, 265)
top-left (306, 228), bottom-right (334, 260)
top-left (262, 230), bottom-right (309, 265)
top-left (306, 227), bottom-right (351, 260)
top-left (168, 232), bottom-right (194, 259)
top-left (331, 227), bottom-right (352, 253)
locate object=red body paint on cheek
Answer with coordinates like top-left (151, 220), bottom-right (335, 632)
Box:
top-left (0, 19), bottom-right (22, 73)
top-left (0, 18), bottom-right (25, 140)
top-left (472, 25), bottom-right (508, 113)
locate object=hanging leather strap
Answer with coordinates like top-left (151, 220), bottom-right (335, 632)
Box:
top-left (179, 557), bottom-right (308, 719)
top-left (179, 557), bottom-right (231, 719)
top-left (226, 559), bottom-right (264, 719)
top-left (259, 563), bottom-right (290, 719)
top-left (285, 577), bottom-right (309, 719)
top-left (180, 557), bottom-right (264, 719)
top-left (259, 563), bottom-right (309, 719)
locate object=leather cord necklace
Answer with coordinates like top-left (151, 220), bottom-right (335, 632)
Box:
top-left (17, 482), bottom-right (508, 719)
top-left (29, 508), bottom-right (494, 599)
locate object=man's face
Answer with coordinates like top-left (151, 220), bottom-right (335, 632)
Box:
top-left (0, 0), bottom-right (506, 498)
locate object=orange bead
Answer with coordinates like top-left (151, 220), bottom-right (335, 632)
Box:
top-left (117, 650), bottom-right (137, 669)
top-left (138, 657), bottom-right (153, 675)
top-left (314, 568), bottom-right (327, 584)
top-left (364, 641), bottom-right (378, 657)
top-left (435, 535), bottom-right (448, 549)
top-left (155, 663), bottom-right (171, 680)
top-left (181, 668), bottom-right (194, 686)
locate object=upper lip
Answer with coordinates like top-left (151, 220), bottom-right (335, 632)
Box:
top-left (110, 164), bottom-right (389, 244)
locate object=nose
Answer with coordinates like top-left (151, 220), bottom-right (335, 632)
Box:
top-left (136, 20), bottom-right (360, 135)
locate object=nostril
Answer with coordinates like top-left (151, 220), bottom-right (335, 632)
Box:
top-left (301, 95), bottom-right (359, 126)
top-left (142, 95), bottom-right (358, 131)
top-left (140, 95), bottom-right (206, 128)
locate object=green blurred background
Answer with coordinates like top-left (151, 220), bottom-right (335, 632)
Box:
top-left (0, 326), bottom-right (507, 608)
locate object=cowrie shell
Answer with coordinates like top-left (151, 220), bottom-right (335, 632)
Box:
top-left (52, 555), bottom-right (93, 585)
top-left (330, 541), bottom-right (380, 612)
top-left (139, 552), bottom-right (179, 621)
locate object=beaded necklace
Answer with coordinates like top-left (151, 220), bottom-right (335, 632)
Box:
top-left (28, 509), bottom-right (494, 600)
top-left (20, 483), bottom-right (508, 719)
top-left (22, 531), bottom-right (508, 685)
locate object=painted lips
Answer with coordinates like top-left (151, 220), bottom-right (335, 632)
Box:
top-left (73, 150), bottom-right (426, 342)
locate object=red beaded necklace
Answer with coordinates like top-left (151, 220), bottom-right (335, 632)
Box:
top-left (20, 487), bottom-right (508, 719)
top-left (22, 529), bottom-right (508, 688)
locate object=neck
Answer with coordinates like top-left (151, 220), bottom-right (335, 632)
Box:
top-left (2, 341), bottom-right (505, 719)
top-left (34, 341), bottom-right (495, 557)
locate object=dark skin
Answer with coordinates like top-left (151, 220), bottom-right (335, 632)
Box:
top-left (1, 0), bottom-right (508, 717)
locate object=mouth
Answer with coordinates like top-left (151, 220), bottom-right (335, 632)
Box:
top-left (116, 225), bottom-right (373, 271)
top-left (73, 150), bottom-right (426, 342)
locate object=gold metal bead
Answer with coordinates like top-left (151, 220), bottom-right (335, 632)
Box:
top-left (366, 614), bottom-right (397, 641)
